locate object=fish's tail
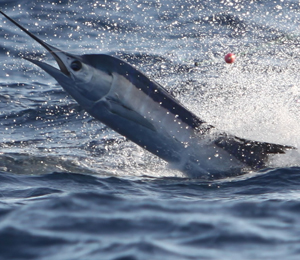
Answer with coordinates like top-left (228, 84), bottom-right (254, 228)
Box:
top-left (214, 135), bottom-right (295, 169)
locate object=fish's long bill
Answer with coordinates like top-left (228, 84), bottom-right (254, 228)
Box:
top-left (0, 10), bottom-right (70, 76)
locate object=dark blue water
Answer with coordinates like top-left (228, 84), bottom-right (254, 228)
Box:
top-left (1, 0), bottom-right (300, 259)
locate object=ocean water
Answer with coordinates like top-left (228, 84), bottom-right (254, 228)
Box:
top-left (1, 0), bottom-right (300, 259)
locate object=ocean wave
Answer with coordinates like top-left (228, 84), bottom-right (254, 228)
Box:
top-left (1, 1), bottom-right (300, 259)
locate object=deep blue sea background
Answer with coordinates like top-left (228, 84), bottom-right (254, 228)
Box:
top-left (1, 0), bottom-right (300, 259)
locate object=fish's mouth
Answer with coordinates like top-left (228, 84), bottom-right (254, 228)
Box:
top-left (0, 10), bottom-right (70, 76)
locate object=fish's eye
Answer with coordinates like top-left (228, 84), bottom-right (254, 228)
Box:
top-left (70, 60), bottom-right (82, 71)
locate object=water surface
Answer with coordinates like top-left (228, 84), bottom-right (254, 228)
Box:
top-left (0, 0), bottom-right (300, 259)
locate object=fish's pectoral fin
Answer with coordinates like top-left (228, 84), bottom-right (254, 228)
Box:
top-left (98, 96), bottom-right (156, 132)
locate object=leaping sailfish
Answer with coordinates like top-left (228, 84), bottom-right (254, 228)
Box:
top-left (0, 11), bottom-right (294, 178)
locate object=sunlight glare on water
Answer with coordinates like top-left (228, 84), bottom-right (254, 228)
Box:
top-left (1, 1), bottom-right (300, 260)
top-left (1, 0), bottom-right (300, 176)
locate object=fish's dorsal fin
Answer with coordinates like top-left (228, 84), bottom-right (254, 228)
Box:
top-left (82, 54), bottom-right (211, 131)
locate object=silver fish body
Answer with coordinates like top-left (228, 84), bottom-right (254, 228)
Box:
top-left (0, 11), bottom-right (294, 178)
